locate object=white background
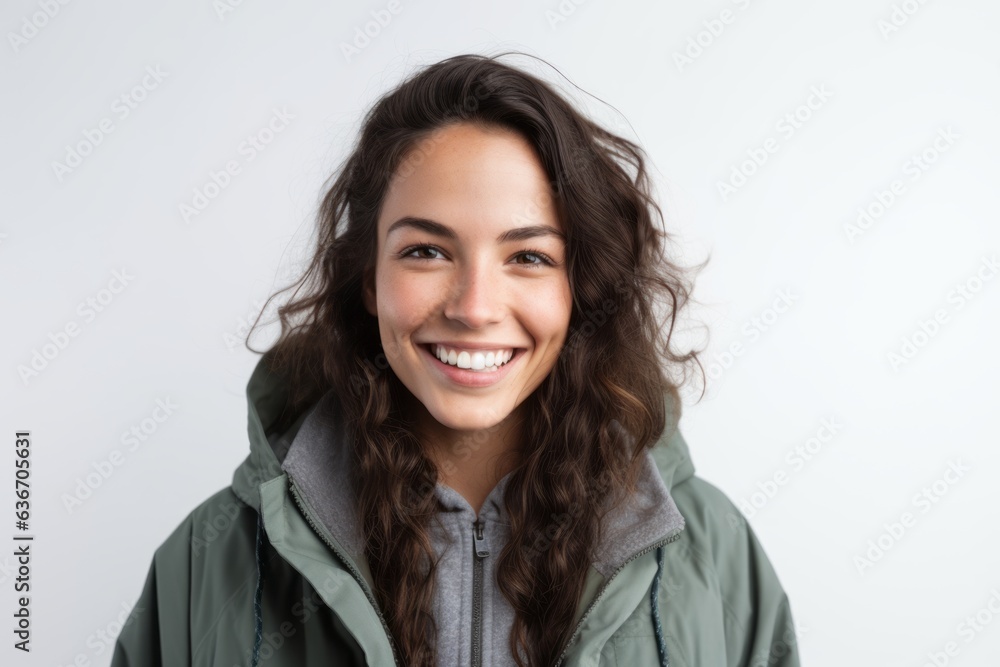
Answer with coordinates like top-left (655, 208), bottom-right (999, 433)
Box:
top-left (3, 0), bottom-right (999, 665)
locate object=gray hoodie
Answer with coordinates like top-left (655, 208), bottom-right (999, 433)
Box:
top-left (276, 390), bottom-right (684, 666)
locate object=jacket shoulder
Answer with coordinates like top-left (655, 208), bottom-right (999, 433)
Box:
top-left (147, 485), bottom-right (258, 581)
top-left (112, 486), bottom-right (261, 667)
top-left (665, 475), bottom-right (801, 666)
top-left (669, 474), bottom-right (787, 604)
top-left (670, 475), bottom-right (749, 547)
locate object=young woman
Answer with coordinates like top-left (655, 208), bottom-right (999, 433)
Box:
top-left (112, 53), bottom-right (800, 667)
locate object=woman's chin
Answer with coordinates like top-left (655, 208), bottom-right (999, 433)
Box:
top-left (427, 410), bottom-right (507, 435)
top-left (415, 396), bottom-right (510, 432)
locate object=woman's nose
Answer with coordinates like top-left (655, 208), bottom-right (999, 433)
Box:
top-left (442, 262), bottom-right (504, 328)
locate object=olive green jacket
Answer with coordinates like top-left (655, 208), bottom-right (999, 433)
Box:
top-left (111, 354), bottom-right (801, 666)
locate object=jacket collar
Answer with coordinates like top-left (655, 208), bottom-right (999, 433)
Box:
top-left (277, 388), bottom-right (687, 585)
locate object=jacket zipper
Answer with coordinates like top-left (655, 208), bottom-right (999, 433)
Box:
top-left (472, 518), bottom-right (490, 667)
top-left (287, 479), bottom-right (401, 667)
top-left (553, 528), bottom-right (684, 667)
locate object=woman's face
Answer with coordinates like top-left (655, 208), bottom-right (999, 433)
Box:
top-left (364, 122), bottom-right (572, 435)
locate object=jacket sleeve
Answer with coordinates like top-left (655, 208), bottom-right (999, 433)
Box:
top-left (720, 510), bottom-right (801, 667)
top-left (111, 515), bottom-right (194, 667)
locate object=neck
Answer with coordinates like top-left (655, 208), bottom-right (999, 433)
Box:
top-left (406, 395), bottom-right (528, 515)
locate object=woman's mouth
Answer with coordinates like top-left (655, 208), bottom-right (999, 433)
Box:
top-left (419, 343), bottom-right (525, 387)
top-left (429, 344), bottom-right (517, 372)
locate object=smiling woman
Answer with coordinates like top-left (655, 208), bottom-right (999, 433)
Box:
top-left (365, 123), bottom-right (573, 511)
top-left (112, 53), bottom-right (801, 667)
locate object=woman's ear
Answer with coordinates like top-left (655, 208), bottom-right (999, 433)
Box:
top-left (362, 267), bottom-right (377, 317)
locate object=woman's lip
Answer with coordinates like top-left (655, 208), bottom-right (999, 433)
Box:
top-left (419, 344), bottom-right (524, 388)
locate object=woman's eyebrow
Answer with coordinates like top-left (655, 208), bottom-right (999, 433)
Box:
top-left (386, 216), bottom-right (565, 242)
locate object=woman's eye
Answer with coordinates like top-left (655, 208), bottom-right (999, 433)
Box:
top-left (514, 251), bottom-right (553, 266)
top-left (403, 245), bottom-right (443, 260)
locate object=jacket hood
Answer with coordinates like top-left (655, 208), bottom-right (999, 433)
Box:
top-left (232, 351), bottom-right (697, 513)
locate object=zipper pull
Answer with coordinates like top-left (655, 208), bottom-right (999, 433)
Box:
top-left (473, 519), bottom-right (490, 558)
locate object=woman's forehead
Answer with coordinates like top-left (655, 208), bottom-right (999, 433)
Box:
top-left (379, 124), bottom-right (561, 237)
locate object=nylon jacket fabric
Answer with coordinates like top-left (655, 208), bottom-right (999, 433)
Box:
top-left (111, 352), bottom-right (802, 666)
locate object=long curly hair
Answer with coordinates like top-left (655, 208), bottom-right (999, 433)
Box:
top-left (251, 52), bottom-right (703, 666)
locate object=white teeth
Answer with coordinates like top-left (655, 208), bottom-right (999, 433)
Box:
top-left (432, 345), bottom-right (515, 371)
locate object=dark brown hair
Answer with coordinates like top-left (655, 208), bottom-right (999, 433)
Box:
top-left (252, 52), bottom-right (703, 666)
